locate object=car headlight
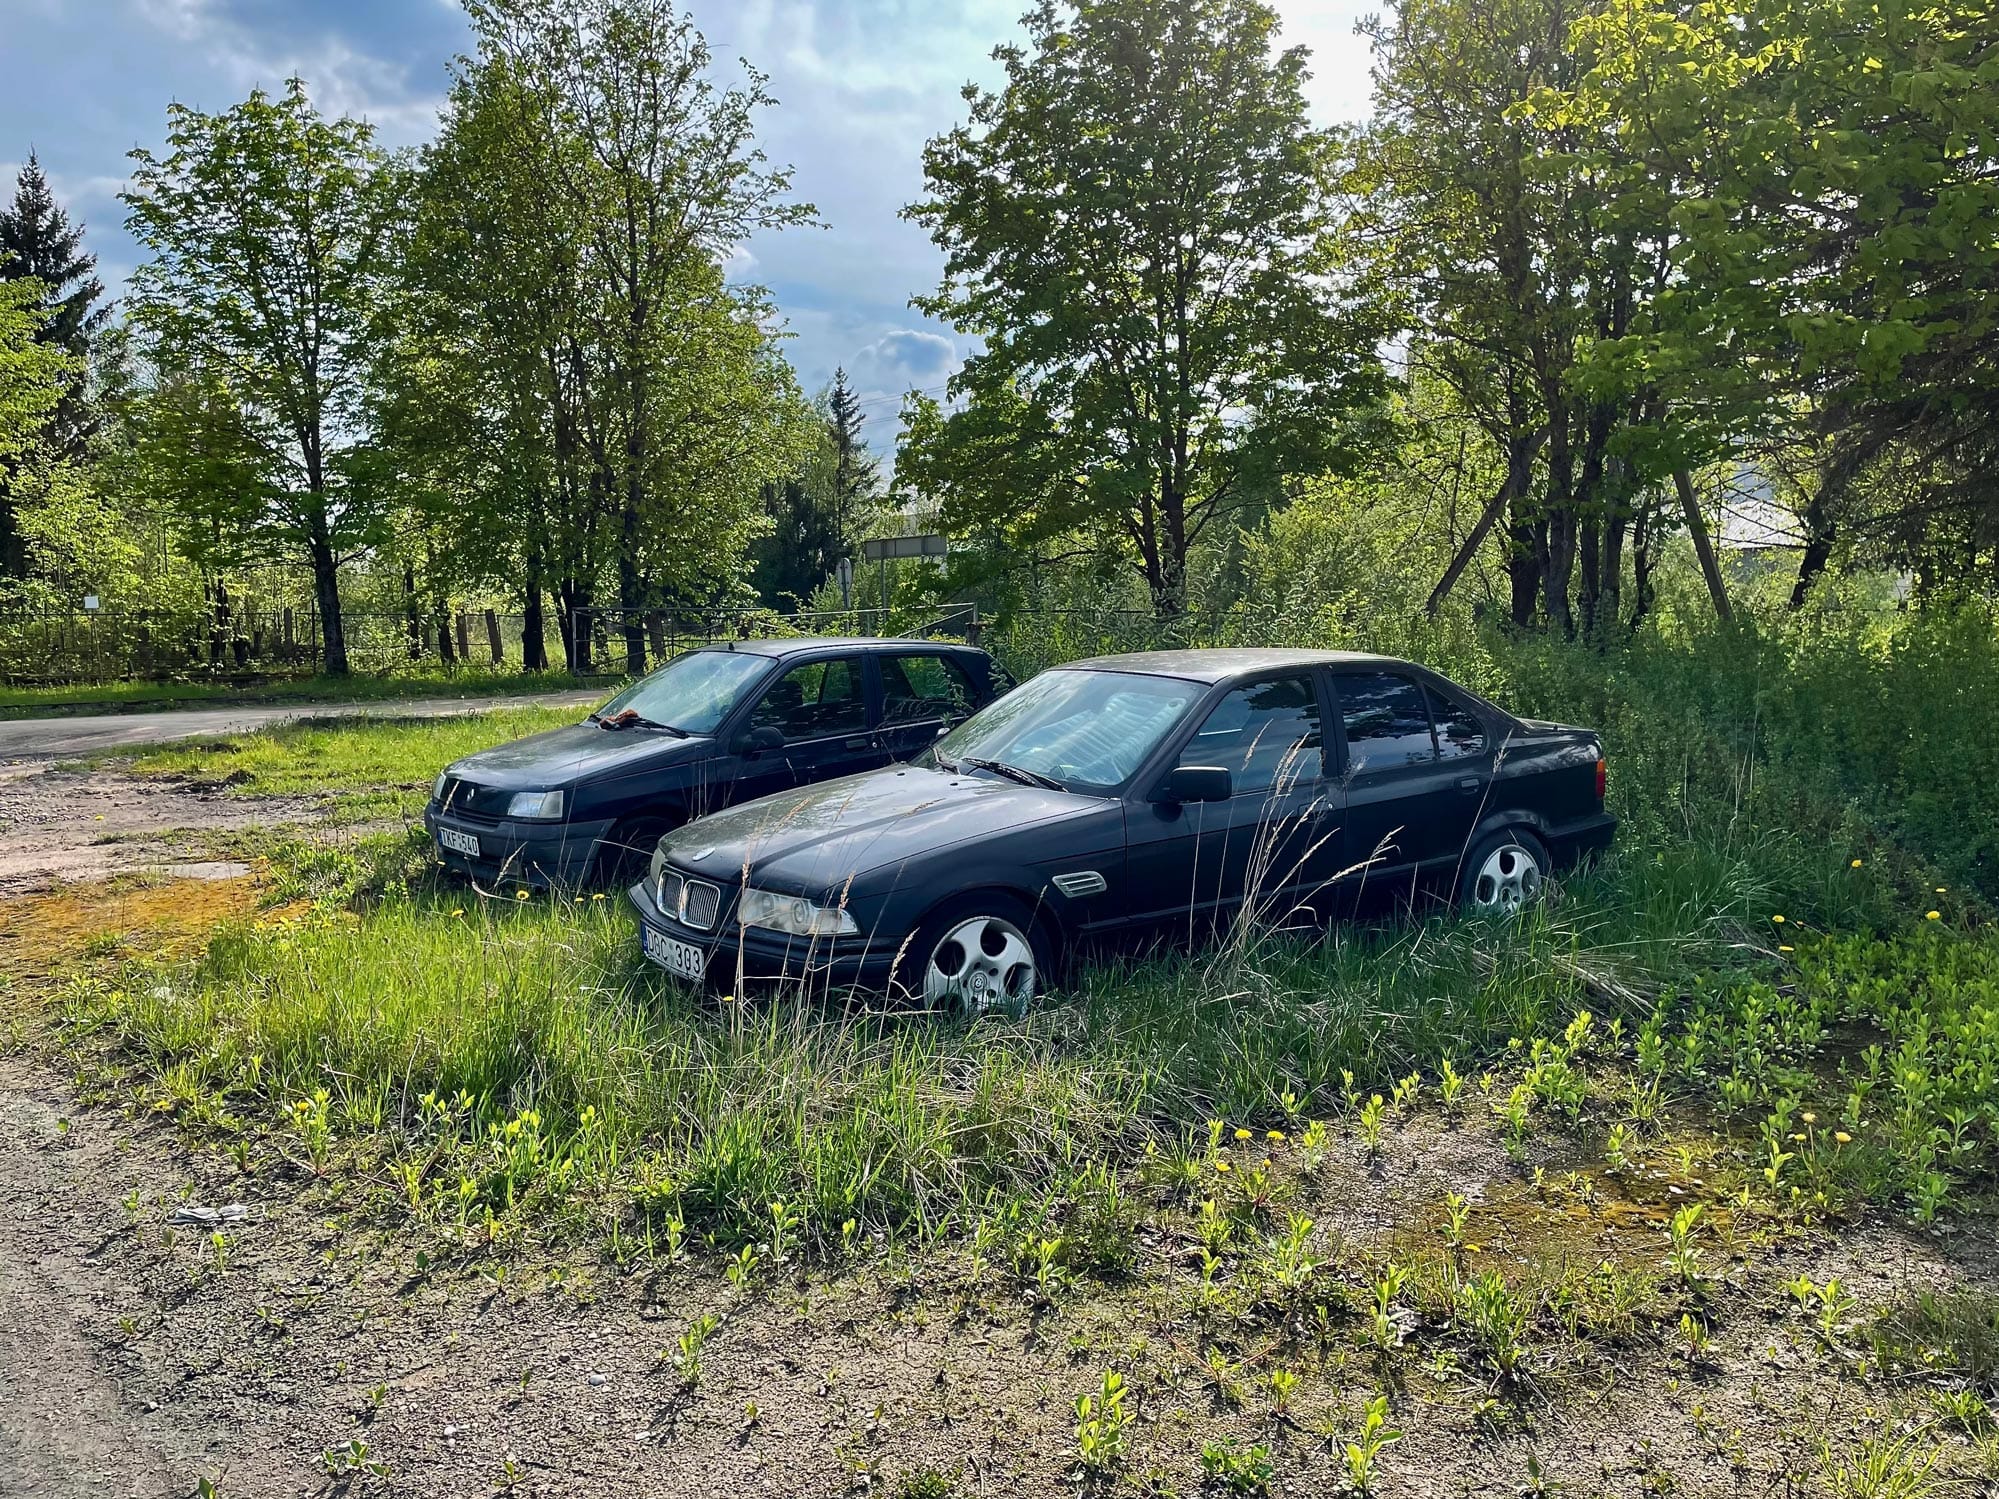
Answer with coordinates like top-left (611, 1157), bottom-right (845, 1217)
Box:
top-left (737, 885), bottom-right (858, 936)
top-left (505, 789), bottom-right (566, 820)
top-left (432, 770), bottom-right (449, 803)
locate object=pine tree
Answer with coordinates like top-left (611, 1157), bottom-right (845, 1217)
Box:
top-left (826, 366), bottom-right (882, 553)
top-left (0, 152), bottom-right (109, 577)
top-left (0, 154), bottom-right (107, 445)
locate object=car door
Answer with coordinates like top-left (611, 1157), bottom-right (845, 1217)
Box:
top-left (1327, 668), bottom-right (1480, 904)
top-left (877, 650), bottom-right (982, 762)
top-left (1121, 672), bottom-right (1334, 940)
top-left (733, 653), bottom-right (883, 801)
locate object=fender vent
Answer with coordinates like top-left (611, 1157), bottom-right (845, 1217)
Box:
top-left (1051, 870), bottom-right (1108, 898)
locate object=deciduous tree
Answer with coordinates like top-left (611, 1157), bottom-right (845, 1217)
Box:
top-left (904, 0), bottom-right (1391, 620)
top-left (123, 80), bottom-right (399, 674)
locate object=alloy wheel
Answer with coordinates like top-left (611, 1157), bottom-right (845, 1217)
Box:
top-left (922, 914), bottom-right (1037, 1017)
top-left (1471, 842), bottom-right (1543, 914)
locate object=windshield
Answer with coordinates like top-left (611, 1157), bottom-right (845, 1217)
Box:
top-left (594, 649), bottom-right (772, 735)
top-left (927, 668), bottom-right (1203, 794)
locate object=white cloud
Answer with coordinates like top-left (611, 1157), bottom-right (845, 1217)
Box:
top-left (126, 0), bottom-right (449, 145)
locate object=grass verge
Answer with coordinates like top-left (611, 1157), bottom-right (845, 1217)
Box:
top-left (111, 703), bottom-right (590, 822)
top-left (0, 666), bottom-right (617, 717)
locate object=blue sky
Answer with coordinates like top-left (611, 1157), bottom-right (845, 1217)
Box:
top-left (1, 0), bottom-right (1378, 443)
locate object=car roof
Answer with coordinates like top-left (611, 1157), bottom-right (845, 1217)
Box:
top-left (1061, 647), bottom-right (1407, 683)
top-left (690, 635), bottom-right (984, 658)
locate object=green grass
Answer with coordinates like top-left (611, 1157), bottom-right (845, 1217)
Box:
top-left (114, 703), bottom-right (591, 817)
top-left (43, 598), bottom-right (1999, 1272)
top-left (0, 666), bottom-right (616, 717)
top-left (73, 819), bottom-right (1976, 1255)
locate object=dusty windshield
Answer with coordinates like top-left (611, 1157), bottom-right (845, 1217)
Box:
top-left (594, 649), bottom-right (772, 735)
top-left (927, 669), bottom-right (1202, 793)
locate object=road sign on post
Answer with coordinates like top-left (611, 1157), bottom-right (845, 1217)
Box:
top-left (859, 535), bottom-right (948, 561)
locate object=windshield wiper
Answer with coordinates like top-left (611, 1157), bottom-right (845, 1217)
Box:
top-left (594, 708), bottom-right (687, 735)
top-left (960, 755), bottom-right (1066, 792)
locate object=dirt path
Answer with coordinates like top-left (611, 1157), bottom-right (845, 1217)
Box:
top-left (0, 763), bottom-right (323, 894)
top-left (0, 690), bottom-right (601, 760)
top-left (0, 1056), bottom-right (307, 1499)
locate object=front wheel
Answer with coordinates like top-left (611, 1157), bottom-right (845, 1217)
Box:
top-left (596, 815), bottom-right (675, 886)
top-left (893, 893), bottom-right (1056, 1020)
top-left (1459, 829), bottom-right (1550, 915)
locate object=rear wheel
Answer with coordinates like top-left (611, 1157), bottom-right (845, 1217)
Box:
top-left (1459, 829), bottom-right (1550, 915)
top-left (894, 893), bottom-right (1055, 1020)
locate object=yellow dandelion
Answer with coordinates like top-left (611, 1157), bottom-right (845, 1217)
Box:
top-left (1234, 1127), bottom-right (1252, 1141)
top-left (1801, 1112), bottom-right (1816, 1125)
top-left (592, 892), bottom-right (607, 901)
top-left (1772, 914), bottom-right (1785, 924)
top-left (1834, 1131), bottom-right (1852, 1144)
top-left (1789, 1132), bottom-right (1806, 1142)
top-left (1926, 910), bottom-right (1942, 921)
top-left (1851, 858), bottom-right (1863, 868)
top-left (1266, 1129), bottom-right (1285, 1142)
top-left (573, 896), bottom-right (585, 904)
top-left (515, 888), bottom-right (530, 901)
top-left (1936, 886), bottom-right (1948, 894)
top-left (1214, 1160), bottom-right (1232, 1173)
top-left (1779, 945), bottom-right (1794, 953)
top-left (450, 908), bottom-right (465, 918)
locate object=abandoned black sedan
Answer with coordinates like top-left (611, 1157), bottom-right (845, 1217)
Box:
top-left (424, 636), bottom-right (998, 886)
top-left (628, 648), bottom-right (1614, 1012)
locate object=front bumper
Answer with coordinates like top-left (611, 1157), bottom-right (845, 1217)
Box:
top-left (625, 876), bottom-right (900, 993)
top-left (424, 804), bottom-right (618, 888)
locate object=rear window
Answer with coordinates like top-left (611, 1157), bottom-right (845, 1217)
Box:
top-left (1428, 686), bottom-right (1488, 760)
top-left (1335, 672), bottom-right (1437, 770)
top-left (882, 653), bottom-right (979, 724)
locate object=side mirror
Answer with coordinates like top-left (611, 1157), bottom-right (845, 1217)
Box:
top-left (731, 725), bottom-right (785, 756)
top-left (1151, 765), bottom-right (1232, 805)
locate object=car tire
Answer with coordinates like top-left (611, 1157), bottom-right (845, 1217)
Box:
top-left (1458, 828), bottom-right (1551, 916)
top-left (595, 815), bottom-right (675, 886)
top-left (891, 892), bottom-right (1057, 1020)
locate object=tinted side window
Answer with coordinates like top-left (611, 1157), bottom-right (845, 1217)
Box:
top-left (1336, 673), bottom-right (1437, 771)
top-left (749, 658), bottom-right (867, 739)
top-left (1177, 675), bottom-right (1323, 796)
top-left (882, 653), bottom-right (978, 725)
top-left (1428, 685), bottom-right (1487, 760)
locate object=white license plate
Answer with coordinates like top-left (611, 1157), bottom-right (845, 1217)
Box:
top-left (642, 924), bottom-right (707, 983)
top-left (438, 827), bottom-right (480, 857)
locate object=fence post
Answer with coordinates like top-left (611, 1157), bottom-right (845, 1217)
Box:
top-left (485, 609), bottom-right (503, 664)
top-left (455, 612), bottom-right (472, 663)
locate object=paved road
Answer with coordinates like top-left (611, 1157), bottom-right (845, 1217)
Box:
top-left (0, 690), bottom-right (605, 759)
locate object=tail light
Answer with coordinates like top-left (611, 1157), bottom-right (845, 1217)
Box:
top-left (1595, 756), bottom-right (1608, 802)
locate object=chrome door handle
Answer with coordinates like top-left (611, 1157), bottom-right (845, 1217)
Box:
top-left (1458, 776), bottom-right (1481, 793)
top-left (844, 736), bottom-right (870, 749)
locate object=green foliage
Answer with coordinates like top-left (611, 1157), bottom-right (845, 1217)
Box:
top-left (123, 78), bottom-right (401, 674)
top-left (0, 275), bottom-right (73, 469)
top-left (904, 0), bottom-right (1391, 618)
top-left (0, 151), bottom-right (108, 582)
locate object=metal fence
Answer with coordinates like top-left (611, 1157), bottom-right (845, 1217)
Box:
top-left (0, 601), bottom-right (983, 686)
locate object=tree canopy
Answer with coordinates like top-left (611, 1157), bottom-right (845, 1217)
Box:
top-left (904, 0), bottom-right (1393, 619)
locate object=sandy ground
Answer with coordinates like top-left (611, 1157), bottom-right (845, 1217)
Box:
top-left (0, 1035), bottom-right (1992, 1499)
top-left (0, 762), bottom-right (320, 894)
